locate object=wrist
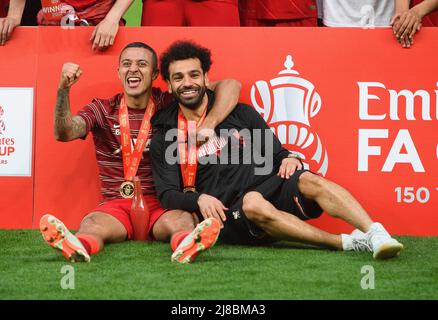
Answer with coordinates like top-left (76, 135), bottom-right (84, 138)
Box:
top-left (287, 152), bottom-right (304, 165)
top-left (287, 151), bottom-right (302, 159)
top-left (103, 11), bottom-right (123, 23)
top-left (58, 86), bottom-right (70, 93)
top-left (411, 5), bottom-right (426, 19)
top-left (196, 193), bottom-right (204, 210)
top-left (6, 14), bottom-right (20, 24)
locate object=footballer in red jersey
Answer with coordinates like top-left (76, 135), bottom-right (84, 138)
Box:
top-left (40, 41), bottom-right (241, 263)
top-left (392, 0), bottom-right (438, 48)
top-left (0, 0), bottom-right (134, 49)
top-left (239, 0), bottom-right (318, 26)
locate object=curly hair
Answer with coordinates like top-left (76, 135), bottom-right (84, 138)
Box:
top-left (160, 40), bottom-right (212, 81)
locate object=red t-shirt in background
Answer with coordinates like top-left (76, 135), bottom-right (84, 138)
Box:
top-left (141, 0), bottom-right (239, 26)
top-left (239, 0), bottom-right (317, 20)
top-left (64, 0), bottom-right (99, 11)
top-left (38, 0), bottom-right (116, 25)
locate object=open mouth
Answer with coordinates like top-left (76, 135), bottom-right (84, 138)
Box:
top-left (127, 77), bottom-right (141, 89)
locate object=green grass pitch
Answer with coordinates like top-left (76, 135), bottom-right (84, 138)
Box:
top-left (1, 230), bottom-right (437, 300)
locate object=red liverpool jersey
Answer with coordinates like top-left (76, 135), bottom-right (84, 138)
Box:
top-left (239, 0), bottom-right (317, 20)
top-left (77, 88), bottom-right (172, 201)
top-left (64, 0), bottom-right (107, 11)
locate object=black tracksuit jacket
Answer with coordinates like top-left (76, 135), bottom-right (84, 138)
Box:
top-left (150, 91), bottom-right (290, 214)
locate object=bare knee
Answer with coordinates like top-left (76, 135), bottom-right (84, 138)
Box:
top-left (164, 210), bottom-right (196, 231)
top-left (298, 172), bottom-right (327, 199)
top-left (153, 210), bottom-right (195, 241)
top-left (79, 213), bottom-right (105, 234)
top-left (242, 192), bottom-right (276, 226)
top-left (78, 212), bottom-right (127, 243)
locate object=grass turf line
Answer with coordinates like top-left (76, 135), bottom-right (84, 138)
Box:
top-left (0, 230), bottom-right (437, 300)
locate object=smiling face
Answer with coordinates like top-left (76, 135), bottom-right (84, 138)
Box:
top-left (118, 47), bottom-right (158, 99)
top-left (167, 58), bottom-right (209, 109)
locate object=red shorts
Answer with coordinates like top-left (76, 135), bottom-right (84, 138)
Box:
top-left (240, 17), bottom-right (317, 27)
top-left (141, 0), bottom-right (239, 26)
top-left (94, 194), bottom-right (167, 240)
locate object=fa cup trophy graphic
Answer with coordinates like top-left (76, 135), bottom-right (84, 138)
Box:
top-left (250, 55), bottom-right (328, 176)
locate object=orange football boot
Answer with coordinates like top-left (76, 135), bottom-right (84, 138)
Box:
top-left (171, 218), bottom-right (220, 264)
top-left (40, 214), bottom-right (90, 262)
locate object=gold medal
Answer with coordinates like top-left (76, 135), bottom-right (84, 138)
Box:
top-left (120, 181), bottom-right (135, 198)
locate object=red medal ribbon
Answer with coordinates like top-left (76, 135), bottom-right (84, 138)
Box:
top-left (177, 107), bottom-right (207, 191)
top-left (119, 95), bottom-right (155, 182)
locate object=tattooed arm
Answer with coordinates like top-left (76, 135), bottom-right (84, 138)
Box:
top-left (54, 63), bottom-right (87, 141)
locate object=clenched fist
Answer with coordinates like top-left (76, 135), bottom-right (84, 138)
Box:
top-left (59, 63), bottom-right (83, 89)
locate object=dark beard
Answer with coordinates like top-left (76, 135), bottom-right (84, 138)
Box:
top-left (173, 85), bottom-right (206, 110)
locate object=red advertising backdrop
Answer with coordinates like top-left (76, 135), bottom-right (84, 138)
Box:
top-left (0, 27), bottom-right (437, 235)
top-left (0, 28), bottom-right (38, 228)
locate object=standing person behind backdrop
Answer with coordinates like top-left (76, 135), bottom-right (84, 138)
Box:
top-left (0, 0), bottom-right (25, 45)
top-left (391, 0), bottom-right (438, 48)
top-left (411, 0), bottom-right (438, 25)
top-left (0, 0), bottom-right (40, 45)
top-left (37, 0), bottom-right (135, 51)
top-left (0, 0), bottom-right (135, 50)
top-left (141, 0), bottom-right (240, 26)
top-left (239, 0), bottom-right (318, 26)
top-left (319, 0), bottom-right (395, 27)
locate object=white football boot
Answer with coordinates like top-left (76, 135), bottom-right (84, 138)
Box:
top-left (366, 222), bottom-right (404, 260)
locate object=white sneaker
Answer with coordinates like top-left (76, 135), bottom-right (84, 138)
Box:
top-left (342, 229), bottom-right (372, 252)
top-left (366, 223), bottom-right (404, 260)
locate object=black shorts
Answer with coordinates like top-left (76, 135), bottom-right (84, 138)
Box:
top-left (218, 170), bottom-right (323, 245)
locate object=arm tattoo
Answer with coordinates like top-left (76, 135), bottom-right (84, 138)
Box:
top-left (54, 88), bottom-right (86, 140)
top-left (71, 116), bottom-right (87, 139)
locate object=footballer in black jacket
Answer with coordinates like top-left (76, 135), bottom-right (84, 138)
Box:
top-left (151, 40), bottom-right (403, 260)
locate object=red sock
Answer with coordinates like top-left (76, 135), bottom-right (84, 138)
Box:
top-left (171, 231), bottom-right (191, 252)
top-left (76, 234), bottom-right (101, 255)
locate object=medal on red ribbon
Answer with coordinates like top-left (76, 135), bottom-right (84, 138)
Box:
top-left (118, 95), bottom-right (155, 198)
top-left (177, 108), bottom-right (207, 193)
